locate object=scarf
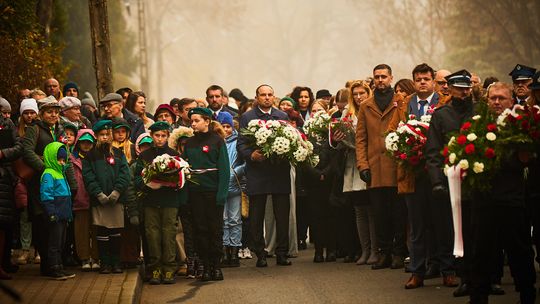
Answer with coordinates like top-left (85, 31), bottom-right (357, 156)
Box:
top-left (112, 140), bottom-right (133, 163)
top-left (374, 87), bottom-right (394, 112)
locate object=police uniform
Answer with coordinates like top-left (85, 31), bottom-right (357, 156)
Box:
top-left (509, 64), bottom-right (537, 105)
top-left (424, 70), bottom-right (475, 296)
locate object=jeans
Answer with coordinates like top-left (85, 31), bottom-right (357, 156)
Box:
top-left (223, 195), bottom-right (242, 247)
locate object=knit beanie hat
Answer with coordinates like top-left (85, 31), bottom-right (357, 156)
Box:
top-left (0, 97), bottom-right (12, 112)
top-left (57, 146), bottom-right (68, 160)
top-left (216, 111), bottom-right (234, 126)
top-left (20, 98), bottom-right (39, 115)
top-left (63, 82), bottom-right (79, 97)
top-left (81, 92), bottom-right (96, 108)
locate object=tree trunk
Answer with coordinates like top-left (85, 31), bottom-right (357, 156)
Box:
top-left (88, 0), bottom-right (114, 100)
top-left (36, 0), bottom-right (54, 40)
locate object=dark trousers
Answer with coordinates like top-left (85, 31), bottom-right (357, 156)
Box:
top-left (189, 191), bottom-right (224, 261)
top-left (309, 185), bottom-right (337, 252)
top-left (529, 195), bottom-right (540, 264)
top-left (121, 218), bottom-right (141, 264)
top-left (296, 195), bottom-right (310, 243)
top-left (335, 204), bottom-right (359, 257)
top-left (457, 199), bottom-right (473, 282)
top-left (96, 227), bottom-right (122, 266)
top-left (48, 220), bottom-right (67, 268)
top-left (370, 187), bottom-right (407, 257)
top-left (470, 205), bottom-right (536, 304)
top-left (31, 213), bottom-right (50, 274)
top-left (249, 194), bottom-right (290, 257)
top-left (179, 204), bottom-right (195, 258)
top-left (62, 221), bottom-right (77, 265)
top-left (405, 177), bottom-right (454, 276)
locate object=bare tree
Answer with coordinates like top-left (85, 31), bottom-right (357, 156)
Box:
top-left (88, 0), bottom-right (114, 99)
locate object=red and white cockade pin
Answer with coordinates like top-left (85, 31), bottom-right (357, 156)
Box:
top-left (202, 145), bottom-right (210, 153)
top-left (107, 156), bottom-right (115, 165)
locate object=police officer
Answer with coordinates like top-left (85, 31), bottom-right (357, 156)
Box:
top-left (508, 64), bottom-right (537, 105)
top-left (424, 69), bottom-right (475, 297)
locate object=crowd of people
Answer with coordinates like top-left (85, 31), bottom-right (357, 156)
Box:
top-left (0, 62), bottom-right (539, 304)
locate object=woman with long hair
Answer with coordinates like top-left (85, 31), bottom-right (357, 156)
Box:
top-left (290, 86), bottom-right (315, 121)
top-left (394, 79), bottom-right (415, 99)
top-left (125, 92), bottom-right (154, 131)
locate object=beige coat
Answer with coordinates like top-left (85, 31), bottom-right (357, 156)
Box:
top-left (355, 94), bottom-right (404, 188)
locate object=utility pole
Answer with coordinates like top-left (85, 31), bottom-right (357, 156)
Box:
top-left (88, 0), bottom-right (114, 100)
top-left (138, 0), bottom-right (149, 94)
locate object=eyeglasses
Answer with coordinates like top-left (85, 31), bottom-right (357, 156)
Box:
top-left (436, 81), bottom-right (448, 85)
top-left (100, 102), bottom-right (119, 109)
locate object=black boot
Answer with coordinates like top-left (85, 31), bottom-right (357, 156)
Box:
top-left (229, 247), bottom-right (240, 267)
top-left (212, 259), bottom-right (224, 281)
top-left (256, 252), bottom-right (268, 268)
top-left (313, 248), bottom-right (324, 263)
top-left (276, 254), bottom-right (292, 266)
top-left (201, 260), bottom-right (212, 282)
top-left (221, 246), bottom-right (231, 268)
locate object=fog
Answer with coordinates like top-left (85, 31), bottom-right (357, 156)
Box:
top-left (130, 0), bottom-right (418, 105)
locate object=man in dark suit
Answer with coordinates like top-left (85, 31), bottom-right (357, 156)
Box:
top-left (400, 63), bottom-right (457, 289)
top-left (206, 85), bottom-right (238, 118)
top-left (237, 84), bottom-right (292, 267)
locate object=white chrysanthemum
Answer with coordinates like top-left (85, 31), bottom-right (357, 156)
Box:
top-left (293, 147), bottom-right (308, 162)
top-left (472, 115), bottom-right (481, 121)
top-left (310, 155), bottom-right (320, 167)
top-left (448, 136), bottom-right (456, 146)
top-left (248, 120), bottom-right (261, 127)
top-left (473, 162), bottom-right (484, 174)
top-left (283, 126), bottom-right (298, 140)
top-left (420, 115), bottom-right (432, 123)
top-left (497, 109), bottom-right (512, 126)
top-left (467, 133), bottom-right (477, 141)
top-left (458, 159), bottom-right (469, 170)
top-left (385, 132), bottom-right (399, 151)
top-left (449, 153), bottom-right (456, 164)
top-left (255, 128), bottom-right (272, 145)
top-left (272, 136), bottom-right (290, 155)
top-left (485, 132), bottom-right (496, 141)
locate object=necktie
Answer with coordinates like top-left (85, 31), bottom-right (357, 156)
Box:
top-left (418, 100), bottom-right (428, 116)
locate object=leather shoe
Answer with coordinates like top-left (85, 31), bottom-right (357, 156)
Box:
top-left (313, 253), bottom-right (324, 263)
top-left (453, 282), bottom-right (469, 297)
top-left (390, 255), bottom-right (404, 269)
top-left (256, 256), bottom-right (268, 268)
top-left (201, 269), bottom-right (212, 281)
top-left (371, 254), bottom-right (392, 270)
top-left (276, 255), bottom-right (292, 266)
top-left (489, 283), bottom-right (505, 295)
top-left (212, 268), bottom-right (224, 281)
top-left (443, 274), bottom-right (459, 287)
top-left (405, 274), bottom-right (424, 289)
top-left (424, 264), bottom-right (441, 279)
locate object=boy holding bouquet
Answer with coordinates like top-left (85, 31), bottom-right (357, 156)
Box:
top-left (134, 121), bottom-right (184, 285)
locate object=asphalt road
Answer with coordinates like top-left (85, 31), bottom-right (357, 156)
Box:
top-left (141, 248), bottom-right (533, 304)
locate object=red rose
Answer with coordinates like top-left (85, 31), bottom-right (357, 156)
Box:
top-left (202, 145), bottom-right (210, 153)
top-left (399, 153), bottom-right (407, 160)
top-left (461, 122), bottom-right (472, 131)
top-left (516, 115), bottom-right (523, 120)
top-left (485, 147), bottom-right (495, 159)
top-left (442, 146), bottom-right (449, 157)
top-left (457, 135), bottom-right (467, 145)
top-left (168, 161), bottom-right (175, 169)
top-left (464, 143), bottom-right (475, 155)
top-left (406, 136), bottom-right (415, 145)
top-left (409, 156), bottom-right (420, 166)
top-left (486, 124), bottom-right (497, 132)
top-left (444, 157), bottom-right (449, 164)
top-left (522, 120), bottom-right (530, 131)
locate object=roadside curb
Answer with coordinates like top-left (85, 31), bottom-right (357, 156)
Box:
top-left (119, 267), bottom-right (142, 304)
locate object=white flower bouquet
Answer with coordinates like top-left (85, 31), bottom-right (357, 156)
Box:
top-left (303, 111), bottom-right (331, 142)
top-left (241, 119), bottom-right (319, 166)
top-left (141, 154), bottom-right (191, 189)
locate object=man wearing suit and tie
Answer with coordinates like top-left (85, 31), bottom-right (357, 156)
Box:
top-left (388, 63), bottom-right (457, 290)
top-left (509, 64), bottom-right (537, 105)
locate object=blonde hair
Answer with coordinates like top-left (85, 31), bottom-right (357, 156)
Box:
top-left (96, 129), bottom-right (114, 155)
top-left (30, 88), bottom-right (46, 100)
top-left (310, 99), bottom-right (329, 113)
top-left (347, 81), bottom-right (372, 117)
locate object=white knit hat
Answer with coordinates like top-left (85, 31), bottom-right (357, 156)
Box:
top-left (20, 98), bottom-right (39, 115)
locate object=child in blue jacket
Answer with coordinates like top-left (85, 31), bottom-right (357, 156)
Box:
top-left (40, 142), bottom-right (76, 280)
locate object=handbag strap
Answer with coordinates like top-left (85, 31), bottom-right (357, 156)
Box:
top-left (231, 166), bottom-right (242, 189)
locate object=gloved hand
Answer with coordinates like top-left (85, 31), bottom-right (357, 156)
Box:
top-left (108, 190), bottom-right (121, 205)
top-left (49, 215), bottom-right (57, 222)
top-left (130, 216), bottom-right (140, 226)
top-left (432, 184), bottom-right (449, 200)
top-left (360, 169), bottom-right (371, 184)
top-left (96, 192), bottom-right (109, 205)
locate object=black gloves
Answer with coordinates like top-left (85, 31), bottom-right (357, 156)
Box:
top-left (360, 169), bottom-right (371, 184)
top-left (432, 184), bottom-right (449, 200)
